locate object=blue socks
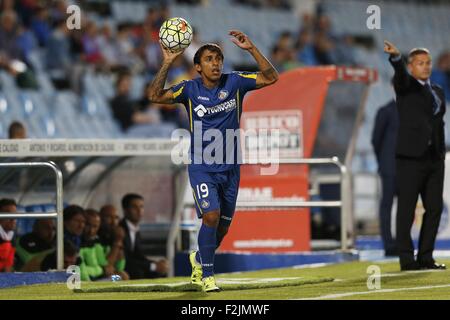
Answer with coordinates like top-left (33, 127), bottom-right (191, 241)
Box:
top-left (197, 223), bottom-right (217, 278)
top-left (195, 251), bottom-right (201, 264)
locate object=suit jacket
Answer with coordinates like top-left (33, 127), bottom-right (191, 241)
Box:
top-left (372, 99), bottom-right (398, 176)
top-left (390, 56), bottom-right (446, 159)
top-left (119, 218), bottom-right (159, 279)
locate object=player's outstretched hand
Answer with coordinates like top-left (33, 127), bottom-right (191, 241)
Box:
top-left (229, 30), bottom-right (254, 51)
top-left (384, 40), bottom-right (400, 56)
top-left (160, 43), bottom-right (184, 63)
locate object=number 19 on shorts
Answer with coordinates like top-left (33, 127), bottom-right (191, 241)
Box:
top-left (196, 183), bottom-right (209, 199)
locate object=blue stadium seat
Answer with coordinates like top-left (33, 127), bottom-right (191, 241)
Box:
top-left (0, 71), bottom-right (17, 91)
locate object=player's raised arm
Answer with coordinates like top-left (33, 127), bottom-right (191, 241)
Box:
top-left (229, 30), bottom-right (279, 88)
top-left (148, 44), bottom-right (185, 104)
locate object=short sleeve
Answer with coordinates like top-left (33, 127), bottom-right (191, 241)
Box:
top-left (170, 80), bottom-right (189, 104)
top-left (233, 71), bottom-right (258, 93)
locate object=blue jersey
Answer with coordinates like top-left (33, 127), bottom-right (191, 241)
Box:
top-left (171, 72), bottom-right (257, 172)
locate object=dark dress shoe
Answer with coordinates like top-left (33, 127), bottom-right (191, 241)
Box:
top-left (400, 261), bottom-right (421, 271)
top-left (419, 262), bottom-right (447, 270)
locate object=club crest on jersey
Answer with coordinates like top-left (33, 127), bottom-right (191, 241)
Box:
top-left (201, 200), bottom-right (210, 209)
top-left (218, 90), bottom-right (228, 100)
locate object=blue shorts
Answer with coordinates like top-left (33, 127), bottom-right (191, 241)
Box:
top-left (188, 166), bottom-right (240, 226)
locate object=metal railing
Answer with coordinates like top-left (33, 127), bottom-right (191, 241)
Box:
top-left (166, 166), bottom-right (189, 277)
top-left (0, 161), bottom-right (64, 270)
top-left (170, 156), bottom-right (352, 276)
top-left (235, 157), bottom-right (352, 251)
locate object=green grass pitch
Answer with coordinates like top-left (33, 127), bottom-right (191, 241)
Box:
top-left (1, 260), bottom-right (450, 300)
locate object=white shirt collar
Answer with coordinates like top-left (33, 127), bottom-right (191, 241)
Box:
top-left (125, 219), bottom-right (139, 249)
top-left (417, 78), bottom-right (431, 86)
top-left (0, 224), bottom-right (14, 241)
top-left (126, 219), bottom-right (139, 233)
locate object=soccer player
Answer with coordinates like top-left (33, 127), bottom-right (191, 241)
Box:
top-left (149, 30), bottom-right (279, 291)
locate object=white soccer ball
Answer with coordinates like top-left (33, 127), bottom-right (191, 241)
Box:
top-left (159, 17), bottom-right (193, 52)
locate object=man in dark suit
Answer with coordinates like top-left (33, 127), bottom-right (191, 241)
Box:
top-left (384, 40), bottom-right (446, 271)
top-left (371, 96), bottom-right (398, 256)
top-left (119, 193), bottom-right (168, 279)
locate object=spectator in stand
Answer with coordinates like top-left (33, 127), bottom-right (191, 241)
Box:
top-left (183, 28), bottom-right (201, 67)
top-left (431, 51), bottom-right (450, 102)
top-left (139, 81), bottom-right (186, 130)
top-left (233, 0), bottom-right (262, 8)
top-left (98, 205), bottom-right (129, 280)
top-left (233, 0), bottom-right (290, 9)
top-left (266, 0), bottom-right (291, 10)
top-left (30, 6), bottom-right (51, 47)
top-left (0, 10), bottom-right (38, 89)
top-left (272, 32), bottom-right (302, 71)
top-left (294, 29), bottom-right (318, 66)
top-left (79, 209), bottom-right (108, 281)
top-left (16, 23), bottom-right (37, 65)
top-left (48, 0), bottom-right (69, 26)
top-left (46, 19), bottom-right (72, 89)
top-left (0, 10), bottom-right (21, 64)
top-left (40, 239), bottom-right (80, 271)
top-left (110, 71), bottom-right (170, 136)
top-left (15, 0), bottom-right (39, 27)
top-left (81, 20), bottom-right (104, 67)
top-left (119, 193), bottom-right (168, 279)
top-left (275, 31), bottom-right (294, 52)
top-left (138, 24), bottom-right (162, 76)
top-left (115, 24), bottom-right (138, 71)
top-left (313, 29), bottom-right (336, 65)
top-left (15, 219), bottom-right (55, 271)
top-left (143, 7), bottom-right (161, 40)
top-left (0, 198), bottom-right (17, 272)
top-left (63, 205), bottom-right (85, 250)
top-left (157, 4), bottom-right (171, 27)
top-left (270, 45), bottom-right (286, 72)
top-left (97, 23), bottom-right (127, 74)
top-left (8, 121), bottom-right (27, 139)
top-left (333, 34), bottom-right (357, 66)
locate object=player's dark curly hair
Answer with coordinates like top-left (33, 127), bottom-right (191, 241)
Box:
top-left (193, 43), bottom-right (224, 65)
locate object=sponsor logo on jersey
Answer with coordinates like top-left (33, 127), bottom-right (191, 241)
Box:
top-left (197, 96), bottom-right (210, 101)
top-left (218, 90), bottom-right (229, 100)
top-left (194, 99), bottom-right (237, 118)
top-left (207, 98), bottom-right (236, 114)
top-left (194, 104), bottom-right (207, 117)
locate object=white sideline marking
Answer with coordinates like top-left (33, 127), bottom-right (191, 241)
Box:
top-left (121, 282), bottom-right (190, 287)
top-left (121, 277), bottom-right (304, 287)
top-left (293, 263), bottom-right (330, 269)
top-left (217, 277), bottom-right (303, 284)
top-left (294, 283), bottom-right (450, 300)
